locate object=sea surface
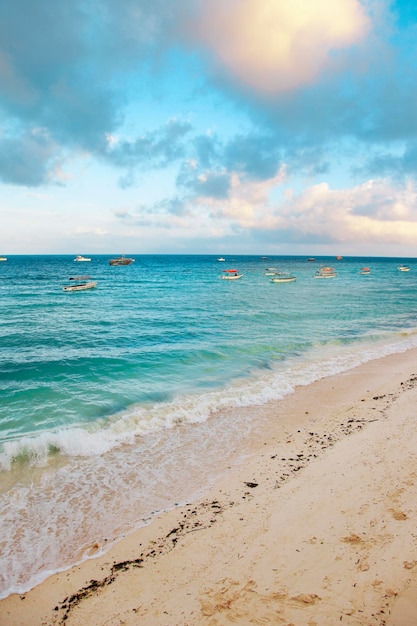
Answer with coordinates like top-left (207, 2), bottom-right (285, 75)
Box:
top-left (1, 254), bottom-right (417, 598)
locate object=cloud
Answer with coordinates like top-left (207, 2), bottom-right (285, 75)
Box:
top-left (178, 166), bottom-right (287, 224)
top-left (176, 160), bottom-right (231, 199)
top-left (0, 128), bottom-right (61, 186)
top-left (350, 179), bottom-right (417, 221)
top-left (0, 0), bottom-right (177, 185)
top-left (261, 178), bottom-right (417, 245)
top-left (114, 209), bottom-right (132, 219)
top-left (169, 168), bottom-right (417, 247)
top-left (0, 0), bottom-right (416, 210)
top-left (108, 118), bottom-right (193, 171)
top-left (189, 0), bottom-right (370, 94)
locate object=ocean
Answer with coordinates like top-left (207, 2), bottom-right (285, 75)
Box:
top-left (1, 253), bottom-right (416, 598)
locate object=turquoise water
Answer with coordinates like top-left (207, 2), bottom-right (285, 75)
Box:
top-left (1, 254), bottom-right (417, 597)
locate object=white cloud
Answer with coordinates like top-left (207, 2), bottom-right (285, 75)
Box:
top-left (275, 178), bottom-right (417, 244)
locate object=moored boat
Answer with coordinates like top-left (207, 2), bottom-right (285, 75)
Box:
top-left (359, 267), bottom-right (371, 275)
top-left (217, 257), bottom-right (225, 262)
top-left (74, 255), bottom-right (91, 262)
top-left (109, 255), bottom-right (135, 266)
top-left (314, 266), bottom-right (337, 278)
top-left (0, 256), bottom-right (7, 261)
top-left (398, 265), bottom-right (410, 272)
top-left (62, 276), bottom-right (97, 291)
top-left (270, 274), bottom-right (296, 283)
top-left (220, 269), bottom-right (242, 280)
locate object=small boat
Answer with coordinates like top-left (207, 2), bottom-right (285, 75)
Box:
top-left (270, 274), bottom-right (296, 283)
top-left (217, 257), bottom-right (225, 262)
top-left (314, 266), bottom-right (337, 278)
top-left (336, 256), bottom-right (343, 260)
top-left (308, 258), bottom-right (315, 262)
top-left (264, 267), bottom-right (279, 276)
top-left (359, 267), bottom-right (371, 275)
top-left (63, 276), bottom-right (97, 292)
top-left (74, 255), bottom-right (91, 262)
top-left (0, 257), bottom-right (7, 261)
top-left (398, 265), bottom-right (410, 272)
top-left (109, 255), bottom-right (135, 266)
top-left (220, 269), bottom-right (242, 280)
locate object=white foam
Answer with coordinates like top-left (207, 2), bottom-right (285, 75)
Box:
top-left (2, 330), bottom-right (417, 472)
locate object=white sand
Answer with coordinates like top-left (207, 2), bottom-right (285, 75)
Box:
top-left (2, 349), bottom-right (417, 625)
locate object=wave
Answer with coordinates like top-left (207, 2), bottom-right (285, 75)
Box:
top-left (2, 330), bottom-right (417, 472)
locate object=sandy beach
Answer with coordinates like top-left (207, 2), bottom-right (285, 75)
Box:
top-left (2, 349), bottom-right (417, 626)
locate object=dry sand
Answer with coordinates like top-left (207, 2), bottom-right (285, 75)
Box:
top-left (2, 349), bottom-right (417, 625)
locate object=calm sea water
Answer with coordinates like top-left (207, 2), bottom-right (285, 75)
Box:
top-left (1, 254), bottom-right (417, 597)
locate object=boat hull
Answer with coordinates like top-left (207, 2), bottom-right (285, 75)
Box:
top-left (314, 274), bottom-right (337, 278)
top-left (270, 276), bottom-right (296, 283)
top-left (109, 258), bottom-right (135, 266)
top-left (63, 281), bottom-right (97, 292)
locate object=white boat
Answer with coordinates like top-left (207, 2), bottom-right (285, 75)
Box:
top-left (398, 265), bottom-right (410, 271)
top-left (314, 266), bottom-right (337, 278)
top-left (264, 267), bottom-right (278, 276)
top-left (0, 257), bottom-right (7, 261)
top-left (217, 257), bottom-right (225, 262)
top-left (109, 255), bottom-right (135, 266)
top-left (220, 269), bottom-right (242, 280)
top-left (74, 255), bottom-right (91, 262)
top-left (63, 276), bottom-right (97, 291)
top-left (270, 274), bottom-right (296, 283)
top-left (359, 267), bottom-right (371, 275)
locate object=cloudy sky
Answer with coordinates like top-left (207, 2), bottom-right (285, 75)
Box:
top-left (1, 0), bottom-right (417, 256)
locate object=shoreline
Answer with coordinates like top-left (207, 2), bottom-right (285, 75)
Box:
top-left (2, 348), bottom-right (417, 625)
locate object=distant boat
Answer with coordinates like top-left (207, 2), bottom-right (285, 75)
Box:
top-left (398, 265), bottom-right (410, 272)
top-left (308, 258), bottom-right (315, 262)
top-left (336, 256), bottom-right (343, 260)
top-left (220, 269), bottom-right (242, 280)
top-left (359, 267), bottom-right (371, 275)
top-left (270, 274), bottom-right (296, 283)
top-left (314, 266), bottom-right (337, 278)
top-left (109, 255), bottom-right (135, 266)
top-left (74, 255), bottom-right (91, 262)
top-left (0, 257), bottom-right (7, 261)
top-left (63, 276), bottom-right (97, 292)
top-left (264, 267), bottom-right (278, 276)
top-left (217, 257), bottom-right (225, 262)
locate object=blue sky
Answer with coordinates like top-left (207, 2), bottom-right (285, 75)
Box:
top-left (1, 0), bottom-right (417, 256)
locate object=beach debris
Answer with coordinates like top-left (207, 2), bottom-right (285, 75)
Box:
top-left (342, 533), bottom-right (364, 544)
top-left (291, 593), bottom-right (321, 605)
top-left (390, 509), bottom-right (408, 521)
top-left (244, 482), bottom-right (258, 488)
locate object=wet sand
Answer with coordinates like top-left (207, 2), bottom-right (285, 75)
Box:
top-left (2, 349), bottom-right (417, 625)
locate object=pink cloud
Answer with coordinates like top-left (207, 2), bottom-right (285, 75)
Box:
top-left (192, 0), bottom-right (370, 94)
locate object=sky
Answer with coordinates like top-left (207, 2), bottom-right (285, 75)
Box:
top-left (2, 0), bottom-right (417, 256)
